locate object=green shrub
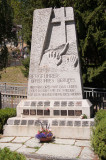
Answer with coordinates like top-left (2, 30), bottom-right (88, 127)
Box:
top-left (0, 147), bottom-right (26, 160)
top-left (0, 108), bottom-right (16, 133)
top-left (95, 110), bottom-right (106, 126)
top-left (91, 113), bottom-right (106, 160)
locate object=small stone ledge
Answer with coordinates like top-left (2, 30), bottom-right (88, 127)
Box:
top-left (7, 118), bottom-right (94, 127)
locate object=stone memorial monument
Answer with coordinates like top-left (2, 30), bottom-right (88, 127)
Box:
top-left (4, 7), bottom-right (94, 139)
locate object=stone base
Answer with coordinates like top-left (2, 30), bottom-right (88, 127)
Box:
top-left (17, 99), bottom-right (93, 119)
top-left (4, 117), bottom-right (94, 139)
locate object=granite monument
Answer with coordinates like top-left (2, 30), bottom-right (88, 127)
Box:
top-left (4, 7), bottom-right (94, 139)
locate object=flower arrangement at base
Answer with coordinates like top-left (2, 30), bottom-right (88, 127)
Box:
top-left (80, 114), bottom-right (87, 119)
top-left (35, 123), bottom-right (53, 142)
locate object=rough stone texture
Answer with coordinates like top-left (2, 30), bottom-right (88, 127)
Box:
top-left (75, 140), bottom-right (91, 147)
top-left (12, 137), bottom-right (30, 143)
top-left (0, 143), bottom-right (22, 151)
top-left (79, 147), bottom-right (95, 159)
top-left (55, 139), bottom-right (75, 145)
top-left (17, 145), bottom-right (36, 153)
top-left (36, 143), bottom-right (81, 159)
top-left (0, 137), bottom-right (14, 142)
top-left (25, 138), bottom-right (42, 148)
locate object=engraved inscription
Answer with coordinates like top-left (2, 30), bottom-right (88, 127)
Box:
top-left (44, 110), bottom-right (50, 115)
top-left (52, 120), bottom-right (58, 126)
top-left (28, 120), bottom-right (34, 125)
top-left (82, 121), bottom-right (89, 127)
top-left (14, 120), bottom-right (20, 125)
top-left (68, 110), bottom-right (74, 116)
top-left (67, 121), bottom-right (73, 126)
top-left (74, 121), bottom-right (81, 126)
top-left (37, 110), bottom-right (43, 115)
top-left (54, 101), bottom-right (60, 106)
top-left (54, 110), bottom-right (60, 115)
top-left (61, 101), bottom-right (67, 106)
top-left (59, 120), bottom-right (66, 126)
top-left (44, 101), bottom-right (50, 106)
top-left (30, 110), bottom-right (36, 115)
top-left (68, 101), bottom-right (74, 106)
top-left (31, 101), bottom-right (36, 106)
top-left (61, 110), bottom-right (67, 116)
top-left (21, 120), bottom-right (27, 125)
top-left (23, 109), bottom-right (29, 115)
top-left (37, 101), bottom-right (43, 106)
top-left (75, 110), bottom-right (82, 116)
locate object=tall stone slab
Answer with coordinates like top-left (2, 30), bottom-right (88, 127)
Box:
top-left (28, 7), bottom-right (83, 100)
top-left (4, 7), bottom-right (94, 138)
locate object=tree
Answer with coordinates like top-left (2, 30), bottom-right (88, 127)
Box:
top-left (0, 0), bottom-right (16, 71)
top-left (74, 0), bottom-right (106, 87)
top-left (12, 0), bottom-right (106, 88)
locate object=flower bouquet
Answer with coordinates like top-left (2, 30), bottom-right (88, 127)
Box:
top-left (80, 114), bottom-right (87, 119)
top-left (36, 124), bottom-right (53, 142)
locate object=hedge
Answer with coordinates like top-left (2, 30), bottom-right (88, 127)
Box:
top-left (91, 110), bottom-right (106, 160)
top-left (0, 147), bottom-right (26, 160)
top-left (0, 108), bottom-right (16, 133)
top-left (95, 109), bottom-right (106, 126)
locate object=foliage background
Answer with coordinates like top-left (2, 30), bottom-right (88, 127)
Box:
top-left (0, 0), bottom-right (106, 87)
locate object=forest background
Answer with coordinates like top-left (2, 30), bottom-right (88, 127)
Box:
top-left (0, 0), bottom-right (106, 88)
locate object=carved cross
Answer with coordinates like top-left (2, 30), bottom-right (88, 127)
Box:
top-left (52, 7), bottom-right (74, 44)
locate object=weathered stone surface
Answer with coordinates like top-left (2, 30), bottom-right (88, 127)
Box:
top-left (82, 121), bottom-right (89, 127)
top-left (37, 110), bottom-right (43, 115)
top-left (61, 110), bottom-right (67, 116)
top-left (59, 120), bottom-right (66, 126)
top-left (23, 109), bottom-right (29, 115)
top-left (55, 139), bottom-right (75, 145)
top-left (0, 137), bottom-right (14, 142)
top-left (75, 140), bottom-right (91, 147)
top-left (31, 101), bottom-right (36, 106)
top-left (74, 121), bottom-right (81, 126)
top-left (75, 110), bottom-right (82, 116)
top-left (0, 143), bottom-right (22, 151)
top-left (17, 145), bottom-right (36, 153)
top-left (7, 119), bottom-right (14, 125)
top-left (52, 120), bottom-right (58, 126)
top-left (24, 101), bottom-right (30, 106)
top-left (54, 110), bottom-right (60, 115)
top-left (30, 110), bottom-right (36, 115)
top-left (25, 138), bottom-right (42, 148)
top-left (79, 147), bottom-right (95, 159)
top-left (44, 110), bottom-right (50, 115)
top-left (12, 137), bottom-right (30, 143)
top-left (35, 120), bottom-right (40, 126)
top-left (14, 120), bottom-right (20, 125)
top-left (28, 120), bottom-right (34, 125)
top-left (21, 120), bottom-right (27, 125)
top-left (68, 110), bottom-right (74, 116)
top-left (67, 121), bottom-right (73, 126)
top-left (36, 143), bottom-right (81, 159)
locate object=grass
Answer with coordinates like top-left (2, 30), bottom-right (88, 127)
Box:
top-left (0, 66), bottom-right (28, 84)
